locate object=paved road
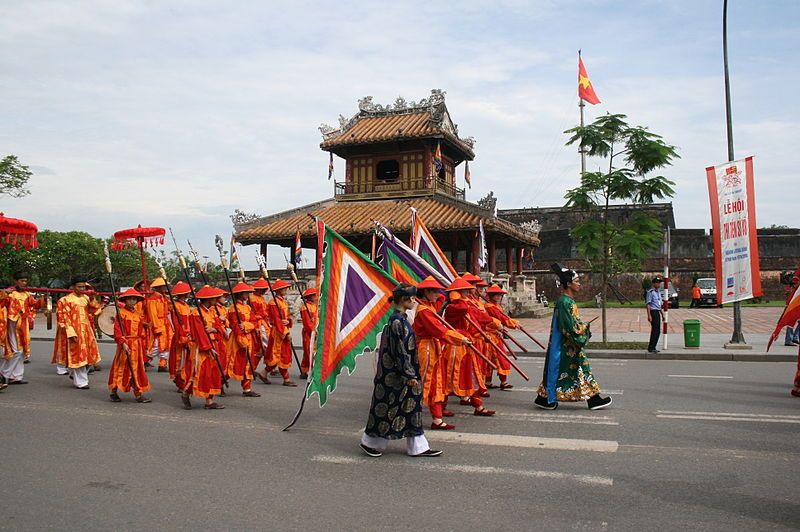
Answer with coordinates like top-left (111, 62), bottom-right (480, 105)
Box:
top-left (1, 344), bottom-right (798, 531)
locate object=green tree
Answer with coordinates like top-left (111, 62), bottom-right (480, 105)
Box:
top-left (0, 155), bottom-right (33, 198)
top-left (564, 113), bottom-right (678, 342)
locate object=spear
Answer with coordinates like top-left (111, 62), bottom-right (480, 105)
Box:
top-left (103, 242), bottom-right (139, 393)
top-left (465, 314), bottom-right (529, 381)
top-left (214, 235), bottom-right (257, 380)
top-left (256, 253), bottom-right (302, 370)
top-left (168, 228), bottom-right (228, 388)
top-left (186, 239), bottom-right (210, 285)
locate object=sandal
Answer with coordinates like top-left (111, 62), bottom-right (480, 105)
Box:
top-left (430, 421), bottom-right (456, 430)
top-left (136, 396), bottom-right (152, 403)
top-left (486, 383), bottom-right (499, 389)
top-left (283, 380), bottom-right (298, 387)
top-left (109, 393), bottom-right (122, 403)
top-left (474, 408), bottom-right (496, 417)
top-left (256, 373), bottom-right (271, 385)
top-left (459, 398), bottom-right (472, 406)
top-left (500, 383), bottom-right (514, 390)
top-left (242, 390), bottom-right (262, 397)
top-left (442, 410), bottom-right (455, 417)
top-left (479, 390), bottom-right (491, 398)
top-left (203, 402), bottom-right (225, 409)
top-left (181, 394), bottom-right (192, 410)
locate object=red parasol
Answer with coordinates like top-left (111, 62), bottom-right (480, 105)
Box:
top-left (0, 212), bottom-right (39, 250)
top-left (112, 224), bottom-right (166, 283)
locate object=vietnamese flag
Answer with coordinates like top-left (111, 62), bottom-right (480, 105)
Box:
top-left (578, 55), bottom-right (600, 105)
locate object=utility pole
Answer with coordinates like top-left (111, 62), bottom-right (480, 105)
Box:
top-left (722, 0), bottom-right (747, 347)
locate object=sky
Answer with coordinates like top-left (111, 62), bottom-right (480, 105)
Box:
top-left (1, 0), bottom-right (797, 268)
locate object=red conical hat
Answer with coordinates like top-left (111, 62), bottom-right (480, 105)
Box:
top-left (196, 285), bottom-right (225, 299)
top-left (119, 288), bottom-right (144, 299)
top-left (417, 276), bottom-right (444, 291)
top-left (253, 278), bottom-right (269, 290)
top-left (232, 282), bottom-right (254, 294)
top-left (271, 279), bottom-right (291, 291)
top-left (302, 287), bottom-right (317, 298)
top-left (475, 278), bottom-right (489, 287)
top-left (171, 281), bottom-right (191, 296)
top-left (460, 272), bottom-right (481, 284)
top-left (446, 277), bottom-right (474, 292)
top-left (487, 284), bottom-right (507, 295)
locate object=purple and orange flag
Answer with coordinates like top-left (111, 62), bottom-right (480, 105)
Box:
top-left (306, 221), bottom-right (398, 407)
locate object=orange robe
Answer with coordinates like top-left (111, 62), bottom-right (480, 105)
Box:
top-left (300, 301), bottom-right (317, 373)
top-left (266, 296), bottom-right (293, 370)
top-left (193, 305), bottom-right (224, 398)
top-left (135, 299), bottom-right (153, 354)
top-left (145, 292), bottom-right (174, 353)
top-left (485, 303), bottom-right (518, 376)
top-left (212, 303), bottom-right (231, 370)
top-left (52, 293), bottom-right (102, 368)
top-left (169, 300), bottom-right (196, 391)
top-left (249, 293), bottom-right (271, 359)
top-left (466, 297), bottom-right (502, 378)
top-left (3, 290), bottom-right (40, 358)
top-left (0, 294), bottom-right (7, 359)
top-left (443, 295), bottom-right (483, 398)
top-left (226, 302), bottom-right (257, 382)
top-left (108, 306), bottom-right (151, 394)
top-left (414, 302), bottom-right (465, 406)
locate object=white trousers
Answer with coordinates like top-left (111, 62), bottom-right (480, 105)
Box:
top-left (150, 345), bottom-right (169, 361)
top-left (2, 321), bottom-right (24, 381)
top-left (361, 432), bottom-right (430, 456)
top-left (56, 364), bottom-right (69, 375)
top-left (70, 366), bottom-right (89, 388)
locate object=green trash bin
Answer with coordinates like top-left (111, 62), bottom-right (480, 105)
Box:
top-left (683, 319), bottom-right (701, 348)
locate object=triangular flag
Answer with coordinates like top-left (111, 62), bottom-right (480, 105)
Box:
top-left (411, 212), bottom-right (458, 283)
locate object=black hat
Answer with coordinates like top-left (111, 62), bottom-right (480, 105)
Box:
top-left (652, 276), bottom-right (664, 284)
top-left (551, 263), bottom-right (579, 287)
top-left (392, 283), bottom-right (417, 300)
top-left (13, 271), bottom-right (30, 280)
top-left (70, 275), bottom-right (88, 286)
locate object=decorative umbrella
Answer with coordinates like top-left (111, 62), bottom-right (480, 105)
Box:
top-left (0, 212), bottom-right (38, 250)
top-left (112, 225), bottom-right (166, 284)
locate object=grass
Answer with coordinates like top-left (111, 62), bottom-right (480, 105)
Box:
top-left (587, 341), bottom-right (649, 350)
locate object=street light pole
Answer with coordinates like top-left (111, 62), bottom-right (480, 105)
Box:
top-left (723, 0), bottom-right (746, 345)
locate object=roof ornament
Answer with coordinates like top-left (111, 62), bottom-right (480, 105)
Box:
top-left (520, 220), bottom-right (542, 238)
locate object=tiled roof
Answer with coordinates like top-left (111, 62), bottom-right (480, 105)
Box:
top-left (236, 195), bottom-right (539, 246)
top-left (321, 109), bottom-right (475, 159)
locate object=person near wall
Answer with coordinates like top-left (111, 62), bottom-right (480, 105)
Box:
top-left (646, 276), bottom-right (664, 353)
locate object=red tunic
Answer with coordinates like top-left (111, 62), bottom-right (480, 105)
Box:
top-left (414, 302), bottom-right (465, 405)
top-left (266, 296), bottom-right (293, 370)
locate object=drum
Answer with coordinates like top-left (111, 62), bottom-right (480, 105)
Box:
top-left (97, 304), bottom-right (118, 338)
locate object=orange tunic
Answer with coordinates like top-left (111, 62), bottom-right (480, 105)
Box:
top-left (145, 292), bottom-right (174, 352)
top-left (4, 290), bottom-right (40, 358)
top-left (193, 305), bottom-right (224, 398)
top-left (249, 293), bottom-right (271, 357)
top-left (226, 302), bottom-right (256, 381)
top-left (52, 293), bottom-right (102, 368)
top-left (0, 294), bottom-right (7, 358)
top-left (467, 297), bottom-right (501, 378)
top-left (108, 306), bottom-right (151, 393)
top-left (443, 295), bottom-right (483, 397)
top-left (169, 300), bottom-right (197, 389)
top-left (485, 303), bottom-right (518, 376)
top-left (266, 296), bottom-right (293, 369)
top-left (414, 302), bottom-right (465, 405)
top-left (300, 301), bottom-right (317, 373)
top-left (134, 299), bottom-right (153, 354)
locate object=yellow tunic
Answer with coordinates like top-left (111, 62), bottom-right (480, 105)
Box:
top-left (52, 293), bottom-right (102, 368)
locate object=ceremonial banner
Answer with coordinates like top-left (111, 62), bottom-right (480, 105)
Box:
top-left (706, 156), bottom-right (762, 304)
top-left (375, 224), bottom-right (449, 286)
top-left (294, 230), bottom-right (303, 267)
top-left (307, 222), bottom-right (398, 406)
top-left (411, 212), bottom-right (458, 283)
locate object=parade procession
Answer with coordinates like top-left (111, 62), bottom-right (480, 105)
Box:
top-left (2, 3), bottom-right (800, 529)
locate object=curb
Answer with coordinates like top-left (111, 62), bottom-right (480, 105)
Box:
top-left (514, 350), bottom-right (796, 362)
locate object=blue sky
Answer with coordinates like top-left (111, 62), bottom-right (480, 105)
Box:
top-left (1, 0), bottom-right (797, 267)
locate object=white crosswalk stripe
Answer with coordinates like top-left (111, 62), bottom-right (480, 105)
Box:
top-left (425, 430), bottom-right (619, 453)
top-left (656, 411), bottom-right (800, 424)
top-left (489, 412), bottom-right (619, 426)
top-left (311, 455), bottom-right (614, 486)
top-left (512, 387), bottom-right (624, 395)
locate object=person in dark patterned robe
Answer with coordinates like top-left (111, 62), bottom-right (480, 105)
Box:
top-left (360, 284), bottom-right (442, 458)
top-left (534, 264), bottom-right (612, 411)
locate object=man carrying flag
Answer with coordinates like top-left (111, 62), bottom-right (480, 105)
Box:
top-left (767, 264), bottom-right (800, 397)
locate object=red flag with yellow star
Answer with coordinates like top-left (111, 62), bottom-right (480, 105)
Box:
top-left (578, 55), bottom-right (600, 105)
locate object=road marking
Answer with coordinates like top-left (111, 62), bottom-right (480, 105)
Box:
top-left (491, 412), bottom-right (618, 426)
top-left (667, 375), bottom-right (733, 379)
top-left (656, 410), bottom-right (800, 424)
top-left (513, 387), bottom-right (624, 395)
top-left (425, 431), bottom-right (618, 453)
top-left (311, 455), bottom-right (613, 486)
top-left (516, 359), bottom-right (627, 366)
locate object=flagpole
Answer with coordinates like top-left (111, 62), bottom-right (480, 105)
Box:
top-left (578, 50), bottom-right (587, 177)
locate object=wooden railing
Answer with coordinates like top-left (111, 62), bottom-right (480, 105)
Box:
top-left (335, 177), bottom-right (465, 201)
